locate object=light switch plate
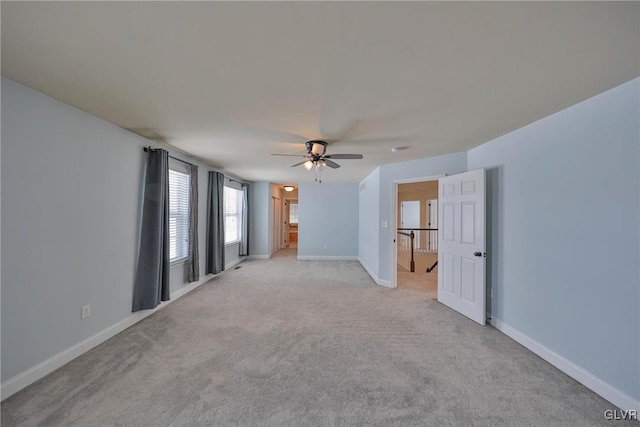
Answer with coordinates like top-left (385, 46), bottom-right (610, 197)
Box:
top-left (81, 305), bottom-right (91, 319)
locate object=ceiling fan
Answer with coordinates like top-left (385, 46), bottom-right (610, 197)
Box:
top-left (272, 140), bottom-right (363, 182)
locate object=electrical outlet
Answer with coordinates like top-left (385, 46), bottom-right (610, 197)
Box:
top-left (81, 304), bottom-right (91, 319)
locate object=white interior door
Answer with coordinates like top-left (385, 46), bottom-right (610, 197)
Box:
top-left (437, 169), bottom-right (486, 325)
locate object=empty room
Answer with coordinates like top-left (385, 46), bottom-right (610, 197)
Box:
top-left (1, 2), bottom-right (639, 426)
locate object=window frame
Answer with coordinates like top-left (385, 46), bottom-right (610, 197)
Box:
top-left (223, 185), bottom-right (243, 246)
top-left (289, 202), bottom-right (299, 225)
top-left (168, 161), bottom-right (191, 264)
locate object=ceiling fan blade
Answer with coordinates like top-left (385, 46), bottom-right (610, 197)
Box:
top-left (271, 154), bottom-right (306, 157)
top-left (323, 154), bottom-right (363, 159)
top-left (291, 160), bottom-right (309, 167)
top-left (233, 126), bottom-right (309, 144)
top-left (323, 159), bottom-right (341, 169)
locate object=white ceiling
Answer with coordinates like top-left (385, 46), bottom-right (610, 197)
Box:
top-left (2, 2), bottom-right (639, 183)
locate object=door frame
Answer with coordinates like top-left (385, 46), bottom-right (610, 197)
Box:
top-left (271, 196), bottom-right (281, 255)
top-left (282, 199), bottom-right (289, 249)
top-left (391, 174), bottom-right (444, 288)
top-left (282, 198), bottom-right (298, 249)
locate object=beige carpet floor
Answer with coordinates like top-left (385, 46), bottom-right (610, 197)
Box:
top-left (1, 249), bottom-right (635, 426)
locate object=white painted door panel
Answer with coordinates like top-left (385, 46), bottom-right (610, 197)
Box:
top-left (437, 169), bottom-right (486, 325)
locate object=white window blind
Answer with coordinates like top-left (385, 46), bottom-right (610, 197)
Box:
top-left (289, 203), bottom-right (299, 224)
top-left (224, 186), bottom-right (243, 244)
top-left (169, 167), bottom-right (190, 261)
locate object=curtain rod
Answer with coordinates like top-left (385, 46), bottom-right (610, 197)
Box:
top-left (143, 146), bottom-right (193, 167)
top-left (144, 146), bottom-right (246, 184)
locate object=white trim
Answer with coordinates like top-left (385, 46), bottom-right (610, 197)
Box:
top-left (224, 257), bottom-right (243, 271)
top-left (170, 257), bottom-right (188, 268)
top-left (246, 254), bottom-right (271, 260)
top-left (392, 174), bottom-right (446, 185)
top-left (296, 255), bottom-right (358, 261)
top-left (376, 280), bottom-right (393, 288)
top-left (376, 279), bottom-right (397, 289)
top-left (167, 274), bottom-right (215, 301)
top-left (1, 273), bottom-right (216, 401)
top-left (491, 318), bottom-right (639, 412)
top-left (391, 174), bottom-right (444, 288)
top-left (358, 257), bottom-right (393, 288)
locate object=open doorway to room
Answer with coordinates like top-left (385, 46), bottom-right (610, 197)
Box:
top-left (393, 177), bottom-right (441, 298)
top-left (283, 198), bottom-right (299, 250)
top-left (272, 196), bottom-right (282, 255)
top-left (279, 185), bottom-right (299, 256)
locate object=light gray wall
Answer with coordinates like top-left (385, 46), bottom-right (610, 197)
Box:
top-left (376, 153), bottom-right (468, 282)
top-left (224, 243), bottom-right (240, 269)
top-left (298, 182), bottom-right (359, 258)
top-left (0, 78), bottom-right (227, 383)
top-left (467, 78), bottom-right (640, 401)
top-left (249, 181), bottom-right (270, 257)
top-left (358, 168), bottom-right (380, 275)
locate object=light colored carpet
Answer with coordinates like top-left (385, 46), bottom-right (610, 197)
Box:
top-left (2, 249), bottom-right (635, 426)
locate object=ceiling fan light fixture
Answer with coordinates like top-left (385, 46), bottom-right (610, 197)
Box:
top-left (303, 160), bottom-right (314, 171)
top-left (283, 185), bottom-right (295, 192)
top-left (310, 141), bottom-right (327, 156)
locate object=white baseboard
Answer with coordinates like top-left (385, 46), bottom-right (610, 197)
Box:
top-left (358, 257), bottom-right (393, 288)
top-left (1, 273), bottom-right (216, 401)
top-left (246, 254), bottom-right (271, 260)
top-left (297, 255), bottom-right (358, 261)
top-left (376, 279), bottom-right (393, 288)
top-left (224, 257), bottom-right (243, 271)
top-left (491, 318), bottom-right (639, 411)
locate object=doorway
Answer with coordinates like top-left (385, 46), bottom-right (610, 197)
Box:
top-left (283, 199), bottom-right (299, 249)
top-left (272, 196), bottom-right (281, 255)
top-left (393, 176), bottom-right (442, 297)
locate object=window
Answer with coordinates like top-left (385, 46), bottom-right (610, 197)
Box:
top-left (169, 165), bottom-right (190, 262)
top-left (224, 186), bottom-right (243, 244)
top-left (289, 202), bottom-right (299, 225)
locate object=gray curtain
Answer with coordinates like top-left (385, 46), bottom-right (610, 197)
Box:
top-left (206, 171), bottom-right (225, 274)
top-left (132, 148), bottom-right (170, 311)
top-left (187, 164), bottom-right (200, 282)
top-left (239, 183), bottom-right (249, 256)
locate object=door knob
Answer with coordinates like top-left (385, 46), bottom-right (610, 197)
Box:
top-left (474, 252), bottom-right (483, 257)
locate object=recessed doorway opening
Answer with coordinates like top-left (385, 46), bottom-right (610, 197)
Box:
top-left (392, 175), bottom-right (443, 298)
top-left (284, 198), bottom-right (299, 250)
